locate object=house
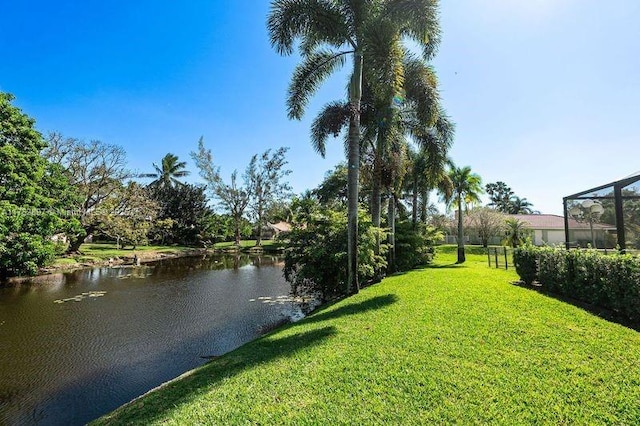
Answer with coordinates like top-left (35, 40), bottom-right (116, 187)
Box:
top-left (507, 214), bottom-right (615, 247)
top-left (459, 213), bottom-right (616, 247)
top-left (263, 221), bottom-right (292, 239)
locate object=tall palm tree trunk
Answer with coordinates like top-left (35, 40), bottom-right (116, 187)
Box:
top-left (412, 175), bottom-right (418, 226)
top-left (387, 192), bottom-right (396, 273)
top-left (347, 52), bottom-right (363, 295)
top-left (457, 195), bottom-right (466, 264)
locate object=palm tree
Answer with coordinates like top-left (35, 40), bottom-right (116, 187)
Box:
top-left (268, 0), bottom-right (441, 294)
top-left (504, 217), bottom-right (529, 247)
top-left (142, 153), bottom-right (190, 188)
top-left (445, 165), bottom-right (483, 264)
top-left (507, 196), bottom-right (534, 214)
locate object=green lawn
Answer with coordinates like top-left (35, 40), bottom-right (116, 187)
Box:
top-left (94, 246), bottom-right (640, 425)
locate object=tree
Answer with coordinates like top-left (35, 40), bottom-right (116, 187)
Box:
top-left (504, 217), bottom-right (530, 248)
top-left (268, 0), bottom-right (441, 294)
top-left (507, 196), bottom-right (534, 214)
top-left (485, 181), bottom-right (514, 212)
top-left (191, 138), bottom-right (251, 246)
top-left (44, 133), bottom-right (130, 252)
top-left (141, 153), bottom-right (190, 188)
top-left (486, 181), bottom-right (536, 214)
top-left (468, 207), bottom-right (505, 248)
top-left (147, 183), bottom-right (213, 246)
top-left (0, 92), bottom-right (76, 276)
top-left (93, 182), bottom-right (160, 249)
top-left (246, 147), bottom-right (292, 246)
top-left (445, 165), bottom-right (483, 264)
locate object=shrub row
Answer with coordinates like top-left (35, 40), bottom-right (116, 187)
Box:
top-left (514, 246), bottom-right (640, 322)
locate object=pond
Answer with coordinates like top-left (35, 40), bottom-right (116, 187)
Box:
top-left (0, 254), bottom-right (298, 425)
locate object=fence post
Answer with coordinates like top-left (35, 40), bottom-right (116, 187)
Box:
top-left (494, 248), bottom-right (499, 269)
top-left (487, 248), bottom-right (491, 267)
top-left (504, 247), bottom-right (508, 270)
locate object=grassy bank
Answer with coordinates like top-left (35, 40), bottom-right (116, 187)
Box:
top-left (51, 240), bottom-right (284, 269)
top-left (95, 247), bottom-right (640, 424)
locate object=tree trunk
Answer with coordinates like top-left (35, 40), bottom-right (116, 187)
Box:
top-left (457, 197), bottom-right (466, 264)
top-left (370, 133), bottom-right (383, 282)
top-left (412, 176), bottom-right (418, 226)
top-left (420, 190), bottom-right (429, 224)
top-left (256, 202), bottom-right (263, 247)
top-left (387, 192), bottom-right (396, 273)
top-left (234, 215), bottom-right (241, 246)
top-left (346, 51), bottom-right (363, 295)
top-left (67, 225), bottom-right (94, 253)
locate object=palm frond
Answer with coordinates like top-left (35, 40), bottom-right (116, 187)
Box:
top-left (310, 101), bottom-right (351, 157)
top-left (383, 0), bottom-right (441, 59)
top-left (287, 49), bottom-right (350, 120)
top-left (268, 0), bottom-right (351, 55)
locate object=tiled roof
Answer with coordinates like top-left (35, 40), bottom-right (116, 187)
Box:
top-left (505, 214), bottom-right (615, 230)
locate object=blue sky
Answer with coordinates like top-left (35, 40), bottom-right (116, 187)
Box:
top-left (1, 0), bottom-right (638, 215)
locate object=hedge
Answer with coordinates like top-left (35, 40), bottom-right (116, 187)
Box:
top-left (513, 246), bottom-right (640, 322)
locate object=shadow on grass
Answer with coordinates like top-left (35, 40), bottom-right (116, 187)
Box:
top-left (513, 281), bottom-right (640, 332)
top-left (428, 263), bottom-right (464, 269)
top-left (303, 294), bottom-right (398, 325)
top-left (96, 326), bottom-right (337, 425)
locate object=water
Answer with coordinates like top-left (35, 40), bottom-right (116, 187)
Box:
top-left (0, 254), bottom-right (296, 425)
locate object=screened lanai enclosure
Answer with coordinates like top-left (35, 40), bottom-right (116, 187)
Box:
top-left (563, 171), bottom-right (640, 251)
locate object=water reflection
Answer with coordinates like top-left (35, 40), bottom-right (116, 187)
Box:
top-left (0, 254), bottom-right (292, 426)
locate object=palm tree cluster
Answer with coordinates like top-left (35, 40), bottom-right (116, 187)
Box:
top-left (268, 0), bottom-right (455, 289)
top-left (485, 181), bottom-right (535, 214)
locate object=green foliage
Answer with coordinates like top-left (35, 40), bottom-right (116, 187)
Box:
top-left (486, 181), bottom-right (535, 214)
top-left (284, 205), bottom-right (386, 300)
top-left (92, 182), bottom-right (159, 249)
top-left (141, 153), bottom-right (190, 188)
top-left (0, 92), bottom-right (75, 276)
top-left (394, 221), bottom-right (441, 271)
top-left (514, 246), bottom-right (640, 322)
top-left (147, 183), bottom-right (212, 246)
top-left (504, 217), bottom-right (531, 248)
top-left (513, 245), bottom-right (538, 285)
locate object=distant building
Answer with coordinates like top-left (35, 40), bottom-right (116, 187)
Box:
top-left (264, 221), bottom-right (292, 239)
top-left (452, 213), bottom-right (616, 247)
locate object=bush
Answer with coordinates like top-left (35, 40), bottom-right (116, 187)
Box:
top-left (394, 221), bottom-right (441, 271)
top-left (513, 246), bottom-right (538, 285)
top-left (514, 246), bottom-right (640, 322)
top-left (283, 206), bottom-right (387, 301)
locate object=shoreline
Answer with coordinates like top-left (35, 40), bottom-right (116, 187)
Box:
top-left (2, 244), bottom-right (284, 287)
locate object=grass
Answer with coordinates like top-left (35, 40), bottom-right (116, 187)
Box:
top-left (94, 246), bottom-right (640, 425)
top-left (52, 243), bottom-right (194, 266)
top-left (212, 240), bottom-right (284, 250)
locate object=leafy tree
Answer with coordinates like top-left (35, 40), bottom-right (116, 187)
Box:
top-left (284, 204), bottom-right (386, 301)
top-left (445, 165), bottom-right (483, 264)
top-left (468, 207), bottom-right (505, 248)
top-left (246, 147), bottom-right (292, 246)
top-left (191, 138), bottom-right (251, 245)
top-left (0, 93), bottom-right (75, 276)
top-left (312, 164), bottom-right (349, 207)
top-left (147, 183), bottom-right (212, 246)
top-left (44, 132), bottom-right (130, 252)
top-left (92, 182), bottom-right (159, 249)
top-left (486, 181), bottom-right (514, 212)
top-left (394, 220), bottom-right (441, 271)
top-left (486, 181), bottom-right (536, 214)
top-left (141, 153), bottom-right (190, 188)
top-left (268, 0), bottom-right (441, 294)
